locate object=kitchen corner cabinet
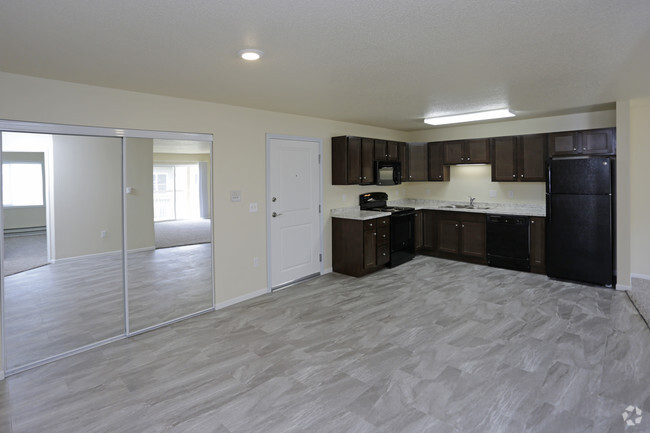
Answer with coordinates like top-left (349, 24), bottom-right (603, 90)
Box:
top-left (529, 216), bottom-right (546, 274)
top-left (548, 128), bottom-right (616, 157)
top-left (407, 142), bottom-right (428, 181)
top-left (333, 217), bottom-right (390, 277)
top-left (491, 134), bottom-right (546, 182)
top-left (399, 142), bottom-right (409, 182)
top-left (414, 211), bottom-right (424, 250)
top-left (428, 142), bottom-right (450, 182)
top-left (443, 139), bottom-right (490, 165)
top-left (331, 136), bottom-right (375, 185)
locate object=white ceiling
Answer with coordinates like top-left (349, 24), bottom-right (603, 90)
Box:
top-left (1, 1), bottom-right (649, 131)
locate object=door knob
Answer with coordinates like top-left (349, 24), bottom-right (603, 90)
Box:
top-left (272, 197), bottom-right (277, 202)
top-left (272, 212), bottom-right (282, 217)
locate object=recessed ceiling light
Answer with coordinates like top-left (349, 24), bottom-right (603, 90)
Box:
top-left (238, 49), bottom-right (264, 61)
top-left (424, 109), bottom-right (515, 126)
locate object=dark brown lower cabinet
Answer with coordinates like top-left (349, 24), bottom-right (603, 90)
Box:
top-left (333, 217), bottom-right (390, 277)
top-left (420, 210), bottom-right (487, 264)
top-left (414, 211), bottom-right (424, 250)
top-left (530, 216), bottom-right (546, 274)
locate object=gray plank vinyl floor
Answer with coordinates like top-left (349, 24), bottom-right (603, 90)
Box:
top-left (1, 256), bottom-right (649, 433)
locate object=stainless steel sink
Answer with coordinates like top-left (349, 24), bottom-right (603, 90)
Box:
top-left (439, 204), bottom-right (492, 210)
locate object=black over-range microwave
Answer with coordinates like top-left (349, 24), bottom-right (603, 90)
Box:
top-left (375, 161), bottom-right (401, 185)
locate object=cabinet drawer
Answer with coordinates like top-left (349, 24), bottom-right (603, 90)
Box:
top-left (377, 227), bottom-right (390, 246)
top-left (364, 217), bottom-right (389, 231)
top-left (377, 245), bottom-right (390, 266)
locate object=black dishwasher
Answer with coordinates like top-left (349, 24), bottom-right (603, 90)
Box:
top-left (486, 215), bottom-right (530, 271)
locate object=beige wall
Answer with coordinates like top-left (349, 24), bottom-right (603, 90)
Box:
top-left (51, 134), bottom-right (123, 259)
top-left (629, 98), bottom-right (650, 278)
top-left (126, 138), bottom-right (155, 251)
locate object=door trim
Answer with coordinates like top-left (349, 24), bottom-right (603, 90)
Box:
top-left (265, 134), bottom-right (323, 292)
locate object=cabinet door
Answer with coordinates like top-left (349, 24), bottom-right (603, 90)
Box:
top-left (374, 139), bottom-right (388, 161)
top-left (530, 216), bottom-right (545, 273)
top-left (460, 219), bottom-right (486, 259)
top-left (408, 143), bottom-right (428, 181)
top-left (580, 128), bottom-right (615, 155)
top-left (438, 217), bottom-right (460, 254)
top-left (465, 138), bottom-right (490, 163)
top-left (363, 228), bottom-right (377, 269)
top-left (428, 142), bottom-right (449, 181)
top-left (491, 136), bottom-right (517, 182)
top-left (548, 132), bottom-right (579, 156)
top-left (414, 211), bottom-right (424, 250)
top-left (518, 134), bottom-right (547, 182)
top-left (347, 136), bottom-right (362, 184)
top-left (360, 137), bottom-right (375, 184)
top-left (443, 141), bottom-right (464, 164)
top-left (422, 211), bottom-right (436, 250)
top-left (386, 141), bottom-right (399, 161)
top-left (398, 142), bottom-right (409, 182)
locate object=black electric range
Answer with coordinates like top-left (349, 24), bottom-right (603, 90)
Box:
top-left (360, 192), bottom-right (415, 268)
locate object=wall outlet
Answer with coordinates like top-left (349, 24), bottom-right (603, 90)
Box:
top-left (489, 189), bottom-right (497, 198)
top-left (342, 194), bottom-right (346, 201)
top-left (508, 191), bottom-right (514, 199)
top-left (100, 230), bottom-right (107, 238)
top-left (426, 189), bottom-right (431, 195)
top-left (249, 202), bottom-right (258, 212)
top-left (230, 190), bottom-right (242, 202)
top-left (253, 257), bottom-right (259, 267)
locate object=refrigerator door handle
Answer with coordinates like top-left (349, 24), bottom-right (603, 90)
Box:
top-left (547, 162), bottom-right (552, 194)
top-left (546, 193), bottom-right (551, 223)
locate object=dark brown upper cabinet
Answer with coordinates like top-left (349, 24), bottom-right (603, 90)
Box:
top-left (548, 128), bottom-right (615, 157)
top-left (331, 136), bottom-right (375, 185)
top-left (360, 137), bottom-right (375, 184)
top-left (398, 142), bottom-right (409, 182)
top-left (407, 142), bottom-right (428, 181)
top-left (427, 142), bottom-right (450, 182)
top-left (375, 140), bottom-right (399, 161)
top-left (491, 134), bottom-right (546, 182)
top-left (443, 138), bottom-right (490, 164)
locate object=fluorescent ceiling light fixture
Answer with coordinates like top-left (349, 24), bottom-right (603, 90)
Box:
top-left (238, 49), bottom-right (264, 61)
top-left (424, 109), bottom-right (515, 126)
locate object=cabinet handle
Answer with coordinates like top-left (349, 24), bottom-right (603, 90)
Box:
top-left (369, 223), bottom-right (373, 227)
top-left (438, 175), bottom-right (442, 178)
top-left (512, 174), bottom-right (516, 178)
top-left (382, 252), bottom-right (387, 256)
top-left (462, 224), bottom-right (465, 228)
top-left (383, 220), bottom-right (387, 224)
top-left (521, 174), bottom-right (524, 178)
top-left (467, 157), bottom-right (470, 161)
top-left (374, 233), bottom-right (377, 236)
top-left (455, 224), bottom-right (458, 227)
top-left (531, 220), bottom-right (535, 224)
top-left (573, 148), bottom-right (577, 151)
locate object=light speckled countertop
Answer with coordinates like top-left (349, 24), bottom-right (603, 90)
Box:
top-left (331, 199), bottom-right (545, 220)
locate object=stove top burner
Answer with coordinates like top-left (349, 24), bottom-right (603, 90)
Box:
top-left (367, 205), bottom-right (415, 214)
top-left (359, 192), bottom-right (414, 215)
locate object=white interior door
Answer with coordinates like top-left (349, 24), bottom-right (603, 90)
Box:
top-left (268, 136), bottom-right (321, 289)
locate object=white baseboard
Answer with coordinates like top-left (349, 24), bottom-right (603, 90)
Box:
top-left (0, 370), bottom-right (4, 381)
top-left (213, 288), bottom-right (267, 311)
top-left (631, 273), bottom-right (650, 281)
top-left (616, 284), bottom-right (631, 291)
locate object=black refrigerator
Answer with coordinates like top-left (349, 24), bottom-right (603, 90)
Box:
top-left (546, 156), bottom-right (615, 286)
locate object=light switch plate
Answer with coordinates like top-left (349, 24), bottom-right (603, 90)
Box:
top-left (230, 190), bottom-right (241, 202)
top-left (249, 202), bottom-right (258, 212)
top-left (489, 189), bottom-right (497, 198)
